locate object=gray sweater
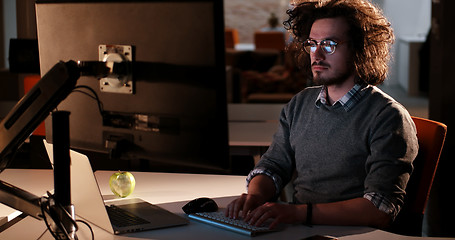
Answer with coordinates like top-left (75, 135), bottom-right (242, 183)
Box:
top-left (256, 85), bottom-right (418, 209)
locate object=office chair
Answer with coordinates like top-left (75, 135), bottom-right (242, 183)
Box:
top-left (253, 31), bottom-right (286, 51)
top-left (390, 116), bottom-right (447, 236)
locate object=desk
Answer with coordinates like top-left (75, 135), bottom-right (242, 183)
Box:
top-left (0, 169), bottom-right (452, 240)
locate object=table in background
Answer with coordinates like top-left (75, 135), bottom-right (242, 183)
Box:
top-left (228, 103), bottom-right (284, 122)
top-left (228, 103), bottom-right (283, 163)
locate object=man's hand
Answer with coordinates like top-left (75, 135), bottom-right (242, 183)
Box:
top-left (225, 198), bottom-right (308, 229)
top-left (225, 193), bottom-right (267, 220)
top-left (244, 202), bottom-right (306, 229)
top-left (225, 174), bottom-right (277, 220)
top-left (226, 195), bottom-right (392, 229)
top-left (224, 174), bottom-right (307, 229)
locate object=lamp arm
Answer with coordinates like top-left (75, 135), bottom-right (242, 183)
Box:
top-left (0, 179), bottom-right (44, 220)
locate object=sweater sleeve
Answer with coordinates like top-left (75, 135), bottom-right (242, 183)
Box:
top-left (252, 103), bottom-right (296, 194)
top-left (364, 102), bottom-right (419, 213)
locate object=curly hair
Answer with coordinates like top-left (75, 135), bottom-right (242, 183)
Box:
top-left (284, 0), bottom-right (395, 85)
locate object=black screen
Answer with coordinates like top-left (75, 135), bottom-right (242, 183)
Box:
top-left (36, 0), bottom-right (230, 173)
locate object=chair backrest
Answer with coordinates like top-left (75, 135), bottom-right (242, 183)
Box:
top-left (407, 116), bottom-right (447, 214)
top-left (391, 116), bottom-right (447, 236)
top-left (225, 28), bottom-right (239, 49)
top-left (254, 31), bottom-right (286, 51)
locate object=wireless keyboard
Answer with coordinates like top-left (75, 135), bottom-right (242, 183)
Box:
top-left (188, 211), bottom-right (278, 237)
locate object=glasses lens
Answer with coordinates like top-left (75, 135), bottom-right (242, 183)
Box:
top-left (303, 40), bottom-right (316, 54)
top-left (303, 39), bottom-right (338, 54)
top-left (321, 40), bottom-right (337, 54)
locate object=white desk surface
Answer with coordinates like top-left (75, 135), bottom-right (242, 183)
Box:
top-left (0, 169), bottom-right (452, 240)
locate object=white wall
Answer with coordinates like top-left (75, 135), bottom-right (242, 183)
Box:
top-left (224, 0), bottom-right (289, 43)
top-left (382, 0), bottom-right (431, 39)
top-left (378, 0), bottom-right (431, 89)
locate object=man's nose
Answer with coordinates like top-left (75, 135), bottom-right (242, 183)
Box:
top-left (312, 45), bottom-right (326, 61)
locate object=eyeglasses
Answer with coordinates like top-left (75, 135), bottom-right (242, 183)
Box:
top-left (303, 39), bottom-right (344, 55)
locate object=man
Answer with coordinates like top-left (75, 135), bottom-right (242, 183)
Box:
top-left (225, 0), bottom-right (418, 230)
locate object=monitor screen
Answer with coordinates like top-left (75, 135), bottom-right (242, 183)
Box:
top-left (36, 0), bottom-right (230, 173)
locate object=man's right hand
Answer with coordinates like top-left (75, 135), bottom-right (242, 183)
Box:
top-left (224, 193), bottom-right (266, 220)
top-left (224, 174), bottom-right (277, 219)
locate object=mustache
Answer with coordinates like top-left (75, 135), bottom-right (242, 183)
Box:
top-left (312, 62), bottom-right (330, 67)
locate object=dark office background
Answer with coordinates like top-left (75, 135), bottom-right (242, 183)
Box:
top-left (0, 0), bottom-right (454, 237)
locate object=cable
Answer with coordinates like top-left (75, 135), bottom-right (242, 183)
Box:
top-left (72, 85), bottom-right (105, 116)
top-left (38, 191), bottom-right (94, 240)
top-left (40, 192), bottom-right (75, 240)
top-left (39, 195), bottom-right (71, 239)
top-left (76, 220), bottom-right (94, 240)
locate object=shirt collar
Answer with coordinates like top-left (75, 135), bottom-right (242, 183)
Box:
top-left (315, 84), bottom-right (367, 111)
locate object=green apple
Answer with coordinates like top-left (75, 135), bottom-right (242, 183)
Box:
top-left (109, 171), bottom-right (136, 198)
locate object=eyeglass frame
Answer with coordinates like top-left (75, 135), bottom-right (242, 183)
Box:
top-left (303, 38), bottom-right (347, 55)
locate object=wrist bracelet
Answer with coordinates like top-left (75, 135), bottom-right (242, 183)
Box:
top-left (306, 203), bottom-right (313, 226)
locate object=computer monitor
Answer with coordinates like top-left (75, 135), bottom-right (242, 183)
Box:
top-left (36, 0), bottom-right (230, 173)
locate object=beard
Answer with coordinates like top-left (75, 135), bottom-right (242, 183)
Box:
top-left (312, 62), bottom-right (355, 86)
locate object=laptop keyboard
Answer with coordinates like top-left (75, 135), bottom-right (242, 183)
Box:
top-left (188, 211), bottom-right (276, 236)
top-left (106, 205), bottom-right (151, 227)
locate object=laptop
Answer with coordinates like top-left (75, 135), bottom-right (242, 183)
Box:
top-left (44, 140), bottom-right (189, 234)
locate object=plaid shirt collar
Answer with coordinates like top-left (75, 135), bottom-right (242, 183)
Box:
top-left (315, 84), bottom-right (368, 112)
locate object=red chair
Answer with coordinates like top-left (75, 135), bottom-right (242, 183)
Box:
top-left (391, 116), bottom-right (447, 236)
top-left (225, 28), bottom-right (239, 49)
top-left (253, 31), bottom-right (286, 51)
